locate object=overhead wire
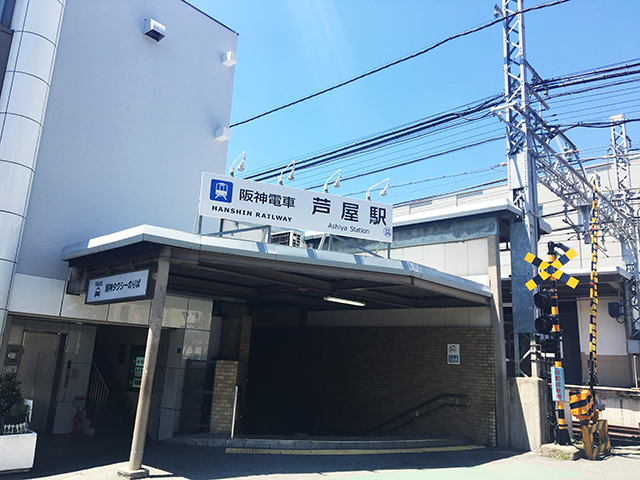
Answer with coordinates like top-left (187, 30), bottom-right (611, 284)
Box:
top-left (245, 60), bottom-right (640, 190)
top-left (230, 0), bottom-right (572, 128)
top-left (345, 163), bottom-right (507, 197)
top-left (231, 38), bottom-right (639, 202)
top-left (246, 94), bottom-right (503, 181)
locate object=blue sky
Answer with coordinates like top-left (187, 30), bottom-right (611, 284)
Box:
top-left (190, 0), bottom-right (640, 204)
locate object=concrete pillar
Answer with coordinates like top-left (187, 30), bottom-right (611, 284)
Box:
top-left (488, 233), bottom-right (510, 447)
top-left (508, 376), bottom-right (551, 450)
top-left (119, 249), bottom-right (171, 479)
top-left (0, 0), bottom-right (65, 351)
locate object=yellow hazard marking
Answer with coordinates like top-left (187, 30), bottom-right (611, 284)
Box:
top-left (525, 279), bottom-right (537, 291)
top-left (524, 250), bottom-right (578, 289)
top-left (566, 276), bottom-right (579, 289)
top-left (225, 445), bottom-right (485, 455)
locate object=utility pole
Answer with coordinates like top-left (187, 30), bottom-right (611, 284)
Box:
top-left (494, 0), bottom-right (541, 375)
top-left (495, 1), bottom-right (640, 377)
top-left (610, 114), bottom-right (640, 339)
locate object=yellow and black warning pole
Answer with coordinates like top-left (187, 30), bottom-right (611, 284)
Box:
top-left (588, 180), bottom-right (599, 393)
top-left (569, 178), bottom-right (611, 459)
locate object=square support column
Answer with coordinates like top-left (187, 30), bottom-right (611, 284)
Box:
top-left (209, 360), bottom-right (238, 434)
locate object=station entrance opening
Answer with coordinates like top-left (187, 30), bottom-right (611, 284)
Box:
top-left (61, 226), bottom-right (502, 446)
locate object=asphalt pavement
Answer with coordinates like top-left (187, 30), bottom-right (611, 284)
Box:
top-left (2, 434), bottom-right (640, 480)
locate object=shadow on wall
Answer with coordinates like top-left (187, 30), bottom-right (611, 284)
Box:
top-left (244, 325), bottom-right (498, 445)
top-left (508, 377), bottom-right (552, 450)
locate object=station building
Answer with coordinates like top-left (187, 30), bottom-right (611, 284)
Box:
top-left (8, 0), bottom-right (636, 453)
top-left (0, 0), bottom-right (515, 448)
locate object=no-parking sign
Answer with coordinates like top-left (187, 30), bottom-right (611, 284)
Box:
top-left (447, 344), bottom-right (460, 365)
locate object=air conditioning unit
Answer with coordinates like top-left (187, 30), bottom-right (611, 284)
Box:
top-left (270, 231), bottom-right (303, 247)
top-left (143, 18), bottom-right (166, 42)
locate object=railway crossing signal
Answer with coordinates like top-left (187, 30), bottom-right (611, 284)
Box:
top-left (524, 249), bottom-right (580, 291)
top-left (525, 242), bottom-right (579, 446)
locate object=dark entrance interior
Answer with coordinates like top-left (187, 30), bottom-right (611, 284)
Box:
top-left (86, 325), bottom-right (153, 436)
top-left (17, 331), bottom-right (66, 432)
top-left (241, 313), bottom-right (497, 446)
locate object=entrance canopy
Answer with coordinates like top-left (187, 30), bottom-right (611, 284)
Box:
top-left (61, 225), bottom-right (491, 310)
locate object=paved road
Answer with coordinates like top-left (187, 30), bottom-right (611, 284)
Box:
top-left (3, 434), bottom-right (640, 480)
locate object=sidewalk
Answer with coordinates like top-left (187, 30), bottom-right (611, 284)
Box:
top-left (2, 434), bottom-right (639, 480)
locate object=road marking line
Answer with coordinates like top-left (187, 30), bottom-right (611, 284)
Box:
top-left (225, 445), bottom-right (485, 455)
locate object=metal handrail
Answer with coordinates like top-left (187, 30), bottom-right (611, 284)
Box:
top-left (87, 361), bottom-right (109, 418)
top-left (362, 393), bottom-right (470, 436)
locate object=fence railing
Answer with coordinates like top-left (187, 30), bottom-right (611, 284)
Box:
top-left (86, 361), bottom-right (109, 417)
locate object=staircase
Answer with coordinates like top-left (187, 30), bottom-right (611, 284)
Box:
top-left (362, 393), bottom-right (471, 436)
top-left (85, 358), bottom-right (135, 436)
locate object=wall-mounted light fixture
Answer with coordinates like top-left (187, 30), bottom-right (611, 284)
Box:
top-left (143, 18), bottom-right (166, 42)
top-left (323, 296), bottom-right (366, 307)
top-left (366, 178), bottom-right (389, 200)
top-left (278, 161), bottom-right (295, 185)
top-left (229, 151), bottom-right (246, 177)
top-left (323, 169), bottom-right (341, 193)
top-left (214, 127), bottom-right (231, 142)
top-left (222, 51), bottom-right (237, 67)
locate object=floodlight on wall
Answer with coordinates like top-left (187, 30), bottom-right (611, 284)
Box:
top-left (323, 169), bottom-right (341, 193)
top-left (366, 178), bottom-right (389, 200)
top-left (143, 18), bottom-right (166, 42)
top-left (323, 296), bottom-right (366, 307)
top-left (214, 127), bottom-right (231, 142)
top-left (229, 151), bottom-right (246, 177)
top-left (222, 51), bottom-right (238, 67)
top-left (278, 161), bottom-right (295, 185)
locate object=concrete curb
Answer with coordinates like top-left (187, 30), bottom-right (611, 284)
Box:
top-left (166, 435), bottom-right (471, 451)
top-left (539, 443), bottom-right (585, 460)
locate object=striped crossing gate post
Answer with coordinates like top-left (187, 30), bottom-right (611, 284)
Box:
top-left (569, 179), bottom-right (610, 460)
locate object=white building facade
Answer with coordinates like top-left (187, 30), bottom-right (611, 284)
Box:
top-left (0, 0), bottom-right (237, 438)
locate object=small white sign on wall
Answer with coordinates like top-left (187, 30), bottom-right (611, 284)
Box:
top-left (447, 343), bottom-right (460, 365)
top-left (86, 269), bottom-right (152, 305)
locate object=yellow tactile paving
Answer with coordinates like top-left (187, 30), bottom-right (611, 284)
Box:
top-left (225, 445), bottom-right (485, 455)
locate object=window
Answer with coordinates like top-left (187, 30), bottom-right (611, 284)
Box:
top-left (0, 0), bottom-right (15, 29)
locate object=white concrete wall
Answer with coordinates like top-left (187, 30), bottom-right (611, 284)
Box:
top-left (5, 293), bottom-right (215, 437)
top-left (7, 273), bottom-right (213, 329)
top-left (15, 0), bottom-right (237, 282)
top-left (577, 296), bottom-right (631, 386)
top-left (391, 237), bottom-right (490, 283)
top-left (149, 299), bottom-right (216, 441)
top-left (0, 0), bottom-right (66, 359)
top-left (577, 297), bottom-right (628, 356)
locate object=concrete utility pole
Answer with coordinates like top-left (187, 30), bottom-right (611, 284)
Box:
top-left (118, 248), bottom-right (171, 479)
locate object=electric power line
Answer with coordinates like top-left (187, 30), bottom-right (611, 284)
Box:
top-left (230, 0), bottom-right (571, 128)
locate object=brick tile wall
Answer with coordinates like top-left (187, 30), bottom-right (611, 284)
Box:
top-left (303, 327), bottom-right (496, 446)
top-left (209, 360), bottom-right (238, 434)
